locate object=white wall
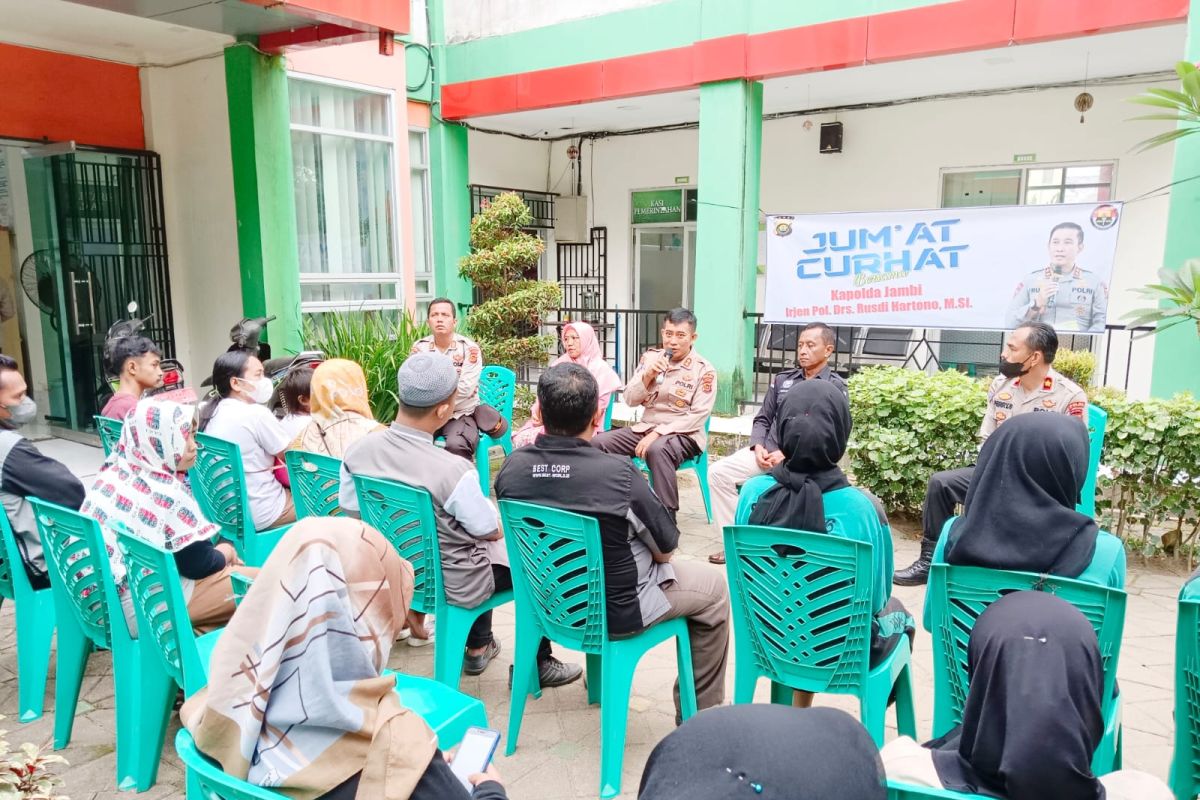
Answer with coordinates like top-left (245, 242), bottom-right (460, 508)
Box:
top-left (140, 57), bottom-right (242, 380)
top-left (446, 0), bottom-right (672, 43)
top-left (470, 79), bottom-right (1175, 396)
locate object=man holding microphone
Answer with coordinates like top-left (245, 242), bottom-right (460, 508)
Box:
top-left (593, 308), bottom-right (716, 520)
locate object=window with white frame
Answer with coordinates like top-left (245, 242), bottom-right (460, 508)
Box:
top-left (941, 162), bottom-right (1114, 208)
top-left (289, 76), bottom-right (403, 314)
top-left (408, 128), bottom-right (435, 314)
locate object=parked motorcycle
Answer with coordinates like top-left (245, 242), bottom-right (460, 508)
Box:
top-left (102, 301), bottom-right (187, 399)
top-left (201, 315), bottom-right (324, 416)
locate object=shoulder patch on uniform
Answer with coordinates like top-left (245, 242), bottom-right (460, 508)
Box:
top-left (1042, 376), bottom-right (1054, 391)
top-left (701, 372), bottom-right (715, 393)
top-left (468, 346), bottom-right (479, 364)
top-left (1067, 401), bottom-right (1086, 418)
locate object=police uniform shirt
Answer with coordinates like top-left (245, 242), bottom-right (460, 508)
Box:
top-left (624, 349), bottom-right (717, 451)
top-left (1007, 265), bottom-right (1109, 332)
top-left (750, 365), bottom-right (848, 453)
top-left (979, 367), bottom-right (1087, 442)
top-left (410, 333), bottom-right (482, 418)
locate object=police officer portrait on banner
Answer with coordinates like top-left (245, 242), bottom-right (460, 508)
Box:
top-left (591, 307), bottom-right (716, 519)
top-left (893, 322), bottom-right (1087, 587)
top-left (1006, 221), bottom-right (1108, 332)
top-left (410, 297), bottom-right (509, 461)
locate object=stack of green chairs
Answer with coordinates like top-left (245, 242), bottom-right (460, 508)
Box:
top-left (926, 563), bottom-right (1126, 774)
top-left (192, 433), bottom-right (292, 566)
top-left (31, 498), bottom-right (175, 791)
top-left (353, 473), bottom-right (513, 691)
top-left (475, 365), bottom-right (516, 493)
top-left (722, 524), bottom-right (917, 747)
top-left (94, 415), bottom-right (125, 458)
top-left (0, 508), bottom-right (55, 721)
top-left (115, 527), bottom-right (222, 698)
top-left (284, 450), bottom-right (344, 519)
top-left (632, 416), bottom-right (713, 522)
top-left (499, 499), bottom-right (698, 799)
top-left (1171, 578), bottom-right (1200, 800)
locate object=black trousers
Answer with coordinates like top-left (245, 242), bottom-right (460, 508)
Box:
top-left (466, 564), bottom-right (552, 662)
top-left (921, 466), bottom-right (975, 546)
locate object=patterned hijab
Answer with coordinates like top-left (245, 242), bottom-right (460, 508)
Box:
top-left (181, 518), bottom-right (436, 800)
top-left (293, 359), bottom-right (383, 457)
top-left (82, 398), bottom-right (217, 553)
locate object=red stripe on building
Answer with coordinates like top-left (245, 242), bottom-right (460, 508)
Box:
top-left (0, 43), bottom-right (144, 150)
top-left (440, 1), bottom-right (1185, 119)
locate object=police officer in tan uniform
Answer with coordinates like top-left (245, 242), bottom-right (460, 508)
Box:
top-left (893, 322), bottom-right (1088, 586)
top-left (1006, 222), bottom-right (1109, 332)
top-left (592, 308), bottom-right (716, 518)
top-left (410, 297), bottom-right (508, 460)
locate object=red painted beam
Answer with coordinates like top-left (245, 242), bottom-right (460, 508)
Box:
top-left (440, 0), bottom-right (1185, 120)
top-left (258, 23), bottom-right (376, 52)
top-left (240, 0), bottom-right (408, 35)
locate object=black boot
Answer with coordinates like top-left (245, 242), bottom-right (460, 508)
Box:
top-left (893, 538), bottom-right (936, 586)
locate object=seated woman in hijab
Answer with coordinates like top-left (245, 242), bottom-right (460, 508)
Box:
top-left (882, 590), bottom-right (1171, 800)
top-left (922, 412), bottom-right (1125, 630)
top-left (638, 705), bottom-right (886, 800)
top-left (181, 517), bottom-right (508, 800)
top-left (512, 321), bottom-right (622, 448)
top-left (290, 359), bottom-right (384, 458)
top-left (82, 398), bottom-right (258, 634)
top-left (734, 380), bottom-right (914, 705)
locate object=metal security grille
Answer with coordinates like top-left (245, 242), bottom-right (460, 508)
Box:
top-left (556, 226), bottom-right (606, 313)
top-left (470, 184), bottom-right (556, 228)
top-left (49, 150), bottom-right (175, 418)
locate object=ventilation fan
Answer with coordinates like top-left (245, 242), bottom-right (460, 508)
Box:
top-left (19, 249), bottom-right (94, 332)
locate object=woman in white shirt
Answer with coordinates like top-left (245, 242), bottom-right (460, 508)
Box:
top-left (198, 350), bottom-right (296, 530)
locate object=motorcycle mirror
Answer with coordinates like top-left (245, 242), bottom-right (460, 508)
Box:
top-left (127, 301), bottom-right (138, 316)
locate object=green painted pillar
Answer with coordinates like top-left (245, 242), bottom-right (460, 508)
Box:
top-left (694, 79), bottom-right (763, 414)
top-left (224, 44), bottom-right (303, 355)
top-left (427, 0), bottom-right (473, 307)
top-left (1150, 2), bottom-right (1200, 398)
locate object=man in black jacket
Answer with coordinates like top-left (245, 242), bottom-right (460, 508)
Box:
top-left (495, 363), bottom-right (729, 719)
top-left (0, 355), bottom-right (86, 588)
top-left (706, 322), bottom-right (847, 564)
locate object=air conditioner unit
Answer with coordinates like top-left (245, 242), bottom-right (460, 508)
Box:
top-left (554, 195), bottom-right (588, 243)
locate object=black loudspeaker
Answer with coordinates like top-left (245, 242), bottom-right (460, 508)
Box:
top-left (820, 121), bottom-right (843, 154)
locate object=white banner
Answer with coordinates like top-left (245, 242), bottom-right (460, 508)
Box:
top-left (763, 202), bottom-right (1122, 333)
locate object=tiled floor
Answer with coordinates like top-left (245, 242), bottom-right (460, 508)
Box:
top-left (0, 471), bottom-right (1182, 799)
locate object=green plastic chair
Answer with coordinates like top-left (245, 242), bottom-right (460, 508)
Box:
top-left (475, 365), bottom-right (516, 493)
top-left (192, 433), bottom-right (292, 566)
top-left (1079, 403), bottom-right (1107, 518)
top-left (926, 562), bottom-right (1126, 774)
top-left (94, 415), bottom-right (124, 457)
top-left (632, 416), bottom-right (713, 522)
top-left (0, 506), bottom-right (55, 721)
top-left (230, 571), bottom-right (254, 607)
top-left (284, 450), bottom-right (344, 519)
top-left (1171, 582), bottom-right (1200, 800)
top-left (353, 473), bottom-right (514, 691)
top-left (602, 391), bottom-right (617, 432)
top-left (115, 527), bottom-right (223, 698)
top-left (499, 499), bottom-right (698, 799)
top-left (31, 498), bottom-right (175, 791)
top-left (888, 782), bottom-right (981, 799)
top-left (174, 672), bottom-right (486, 797)
top-left (722, 524), bottom-right (917, 747)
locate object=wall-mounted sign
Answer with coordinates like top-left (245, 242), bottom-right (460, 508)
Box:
top-left (631, 189), bottom-right (684, 224)
top-left (674, 176), bottom-right (690, 184)
top-left (1013, 153), bottom-right (1037, 163)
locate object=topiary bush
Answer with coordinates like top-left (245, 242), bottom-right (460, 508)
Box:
top-left (459, 193), bottom-right (561, 371)
top-left (1052, 349), bottom-right (1096, 387)
top-left (848, 366), bottom-right (987, 516)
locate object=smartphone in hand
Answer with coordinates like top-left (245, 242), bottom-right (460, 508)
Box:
top-left (450, 727), bottom-right (501, 791)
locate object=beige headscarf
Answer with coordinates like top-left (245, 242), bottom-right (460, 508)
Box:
top-left (291, 359), bottom-right (383, 457)
top-left (181, 518), bottom-right (436, 799)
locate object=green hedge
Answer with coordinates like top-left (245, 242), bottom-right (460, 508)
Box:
top-left (848, 367), bottom-right (986, 515)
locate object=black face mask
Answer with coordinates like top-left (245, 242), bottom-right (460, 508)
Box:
top-left (998, 355), bottom-right (1032, 379)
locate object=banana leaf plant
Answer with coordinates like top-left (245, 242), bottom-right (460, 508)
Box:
top-left (1122, 260), bottom-right (1200, 338)
top-left (1129, 61), bottom-right (1200, 152)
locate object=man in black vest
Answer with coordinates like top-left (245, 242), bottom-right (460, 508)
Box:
top-left (496, 363), bottom-right (730, 719)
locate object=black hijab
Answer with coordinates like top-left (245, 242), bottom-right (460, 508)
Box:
top-left (929, 590), bottom-right (1105, 800)
top-left (945, 412), bottom-right (1098, 577)
top-left (748, 380), bottom-right (850, 533)
top-left (638, 705), bottom-right (886, 800)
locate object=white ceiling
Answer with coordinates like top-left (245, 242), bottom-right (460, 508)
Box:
top-left (471, 23), bottom-right (1186, 137)
top-left (0, 0), bottom-right (233, 66)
